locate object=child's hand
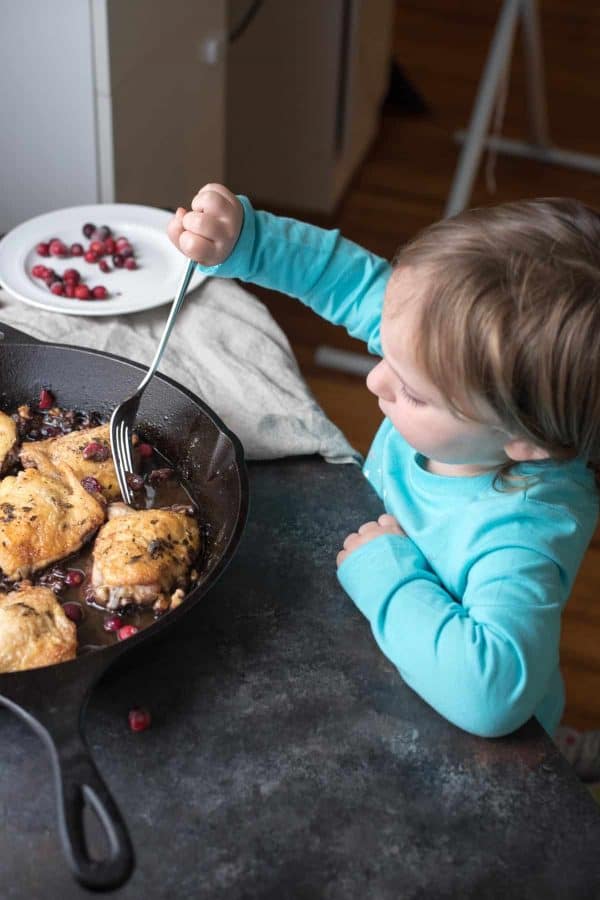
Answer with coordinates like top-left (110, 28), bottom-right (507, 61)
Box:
top-left (336, 514), bottom-right (406, 567)
top-left (167, 183), bottom-right (243, 267)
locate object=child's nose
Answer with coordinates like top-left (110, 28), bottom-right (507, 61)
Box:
top-left (366, 359), bottom-right (394, 401)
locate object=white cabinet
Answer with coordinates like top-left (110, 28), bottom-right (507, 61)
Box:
top-left (0, 0), bottom-right (226, 233)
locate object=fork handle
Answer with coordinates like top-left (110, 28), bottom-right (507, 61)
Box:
top-left (136, 258), bottom-right (197, 394)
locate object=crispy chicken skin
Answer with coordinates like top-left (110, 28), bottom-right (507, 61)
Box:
top-left (19, 423), bottom-right (120, 501)
top-left (0, 464), bottom-right (106, 581)
top-left (0, 411), bottom-right (18, 473)
top-left (91, 503), bottom-right (201, 611)
top-left (0, 585), bottom-right (77, 672)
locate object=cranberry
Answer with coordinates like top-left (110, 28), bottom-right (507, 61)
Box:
top-left (38, 388), bottom-right (55, 410)
top-left (124, 258), bottom-right (137, 270)
top-left (49, 239), bottom-right (67, 257)
top-left (92, 286), bottom-right (108, 300)
top-left (96, 225), bottom-right (111, 240)
top-left (50, 282), bottom-right (65, 296)
top-left (126, 472), bottom-right (145, 492)
top-left (63, 268), bottom-right (80, 283)
top-left (90, 240), bottom-right (104, 256)
top-left (104, 614), bottom-right (123, 632)
top-left (148, 467), bottom-right (173, 484)
top-left (65, 570), bottom-right (84, 587)
top-left (115, 236), bottom-right (129, 250)
top-left (31, 264), bottom-right (47, 278)
top-left (82, 440), bottom-right (110, 461)
top-left (98, 260), bottom-right (110, 273)
top-left (81, 475), bottom-right (102, 493)
top-left (45, 274), bottom-right (60, 287)
top-left (120, 245), bottom-right (133, 258)
top-left (63, 602), bottom-right (83, 623)
top-left (103, 238), bottom-right (116, 255)
top-left (65, 284), bottom-right (76, 298)
top-left (118, 624), bottom-right (139, 641)
top-left (74, 285), bottom-right (91, 300)
top-left (36, 242), bottom-right (50, 257)
top-left (128, 707), bottom-right (151, 732)
top-left (137, 442), bottom-right (153, 458)
top-left (84, 250), bottom-right (98, 264)
top-left (70, 242), bottom-right (84, 256)
top-left (82, 223), bottom-right (95, 239)
top-left (112, 253), bottom-right (125, 268)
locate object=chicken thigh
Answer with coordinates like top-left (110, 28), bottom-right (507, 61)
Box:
top-left (0, 585), bottom-right (77, 672)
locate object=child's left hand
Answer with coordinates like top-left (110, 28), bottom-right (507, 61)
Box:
top-left (336, 514), bottom-right (406, 567)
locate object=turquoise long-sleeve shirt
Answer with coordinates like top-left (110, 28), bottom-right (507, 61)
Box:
top-left (198, 195), bottom-right (599, 738)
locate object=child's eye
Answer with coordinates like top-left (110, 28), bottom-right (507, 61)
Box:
top-left (399, 380), bottom-right (426, 407)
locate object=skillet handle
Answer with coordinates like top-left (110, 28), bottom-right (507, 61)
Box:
top-left (0, 321), bottom-right (42, 344)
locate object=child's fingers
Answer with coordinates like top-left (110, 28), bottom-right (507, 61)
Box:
top-left (178, 229), bottom-right (222, 266)
top-left (181, 210), bottom-right (231, 244)
top-left (192, 183), bottom-right (238, 214)
top-left (166, 207), bottom-right (187, 248)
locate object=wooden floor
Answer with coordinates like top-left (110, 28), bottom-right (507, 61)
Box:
top-left (251, 0), bottom-right (600, 730)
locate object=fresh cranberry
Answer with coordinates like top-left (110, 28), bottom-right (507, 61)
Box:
top-left (82, 440), bottom-right (110, 461)
top-left (90, 240), bottom-right (104, 256)
top-left (50, 282), bottom-right (65, 296)
top-left (36, 242), bottom-right (50, 257)
top-left (104, 614), bottom-right (123, 632)
top-left (124, 258), bottom-right (137, 270)
top-left (82, 223), bottom-right (95, 239)
top-left (128, 707), bottom-right (151, 732)
top-left (103, 238), bottom-right (116, 255)
top-left (120, 245), bottom-right (133, 258)
top-left (115, 236), bottom-right (129, 250)
top-left (118, 625), bottom-right (139, 641)
top-left (74, 285), bottom-right (91, 300)
top-left (45, 274), bottom-right (60, 287)
top-left (137, 442), bottom-right (153, 458)
top-left (63, 268), bottom-right (80, 283)
top-left (63, 602), bottom-right (83, 623)
top-left (38, 388), bottom-right (55, 410)
top-left (98, 260), bottom-right (110, 273)
top-left (96, 225), bottom-right (111, 241)
top-left (65, 570), bottom-right (84, 587)
top-left (64, 284), bottom-right (76, 298)
top-left (70, 242), bottom-right (84, 256)
top-left (92, 285), bottom-right (108, 300)
top-left (84, 250), bottom-right (98, 264)
top-left (49, 239), bottom-right (67, 257)
top-left (81, 475), bottom-right (102, 493)
top-left (126, 472), bottom-right (145, 492)
top-left (112, 253), bottom-right (125, 268)
top-left (31, 264), bottom-right (47, 278)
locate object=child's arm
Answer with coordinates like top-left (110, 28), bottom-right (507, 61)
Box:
top-left (167, 184), bottom-right (392, 355)
top-left (337, 520), bottom-right (568, 738)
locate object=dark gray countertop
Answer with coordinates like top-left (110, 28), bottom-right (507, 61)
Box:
top-left (2, 457), bottom-right (600, 899)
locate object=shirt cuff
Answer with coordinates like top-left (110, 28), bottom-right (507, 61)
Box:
top-left (195, 195), bottom-right (256, 279)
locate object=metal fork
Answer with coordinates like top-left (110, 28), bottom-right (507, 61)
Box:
top-left (110, 258), bottom-right (197, 505)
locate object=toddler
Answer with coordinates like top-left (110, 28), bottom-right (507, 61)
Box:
top-left (168, 184), bottom-right (600, 770)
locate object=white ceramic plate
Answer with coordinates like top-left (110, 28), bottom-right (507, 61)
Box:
top-left (0, 203), bottom-right (206, 316)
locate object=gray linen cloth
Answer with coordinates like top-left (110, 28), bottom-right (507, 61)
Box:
top-left (0, 279), bottom-right (360, 464)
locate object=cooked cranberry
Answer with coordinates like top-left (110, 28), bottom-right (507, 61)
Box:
top-left (65, 570), bottom-right (84, 587)
top-left (126, 472), bottom-right (145, 491)
top-left (81, 475), bottom-right (102, 493)
top-left (84, 250), bottom-right (98, 264)
top-left (65, 284), bottom-right (76, 298)
top-left (38, 388), bottom-right (55, 410)
top-left (49, 239), bottom-right (67, 257)
top-left (36, 242), bottom-right (50, 257)
top-left (99, 259), bottom-right (111, 273)
top-left (96, 225), bottom-right (111, 240)
top-left (90, 240), bottom-right (104, 256)
top-left (137, 442), bottom-right (153, 458)
top-left (128, 707), bottom-right (151, 732)
top-left (118, 624), bottom-right (139, 641)
top-left (74, 285), bottom-right (91, 300)
top-left (50, 282), bottom-right (65, 295)
top-left (40, 425), bottom-right (60, 437)
top-left (103, 238), bottom-right (116, 255)
top-left (63, 602), bottom-right (83, 623)
top-left (31, 264), bottom-right (47, 278)
top-left (112, 253), bottom-right (125, 268)
top-left (82, 440), bottom-right (110, 461)
top-left (63, 268), bottom-right (80, 283)
top-left (82, 223), bottom-right (95, 238)
top-left (104, 614), bottom-right (123, 632)
top-left (148, 467), bottom-right (173, 484)
top-left (124, 258), bottom-right (137, 270)
top-left (92, 286), bottom-right (108, 300)
top-left (70, 242), bottom-right (84, 256)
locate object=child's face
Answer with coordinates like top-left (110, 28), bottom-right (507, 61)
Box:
top-left (366, 267), bottom-right (511, 475)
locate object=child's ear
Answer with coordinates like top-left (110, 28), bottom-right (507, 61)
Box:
top-left (503, 437), bottom-right (550, 462)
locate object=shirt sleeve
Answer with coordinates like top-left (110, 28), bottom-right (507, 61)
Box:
top-left (337, 533), bottom-right (564, 738)
top-left (196, 195), bottom-right (392, 355)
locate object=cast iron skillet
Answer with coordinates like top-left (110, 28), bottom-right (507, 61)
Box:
top-left (0, 321), bottom-right (248, 892)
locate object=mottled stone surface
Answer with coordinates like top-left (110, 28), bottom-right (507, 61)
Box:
top-left (1, 458), bottom-right (600, 898)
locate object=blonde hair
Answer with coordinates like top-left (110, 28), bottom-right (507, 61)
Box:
top-left (389, 197), bottom-right (600, 485)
